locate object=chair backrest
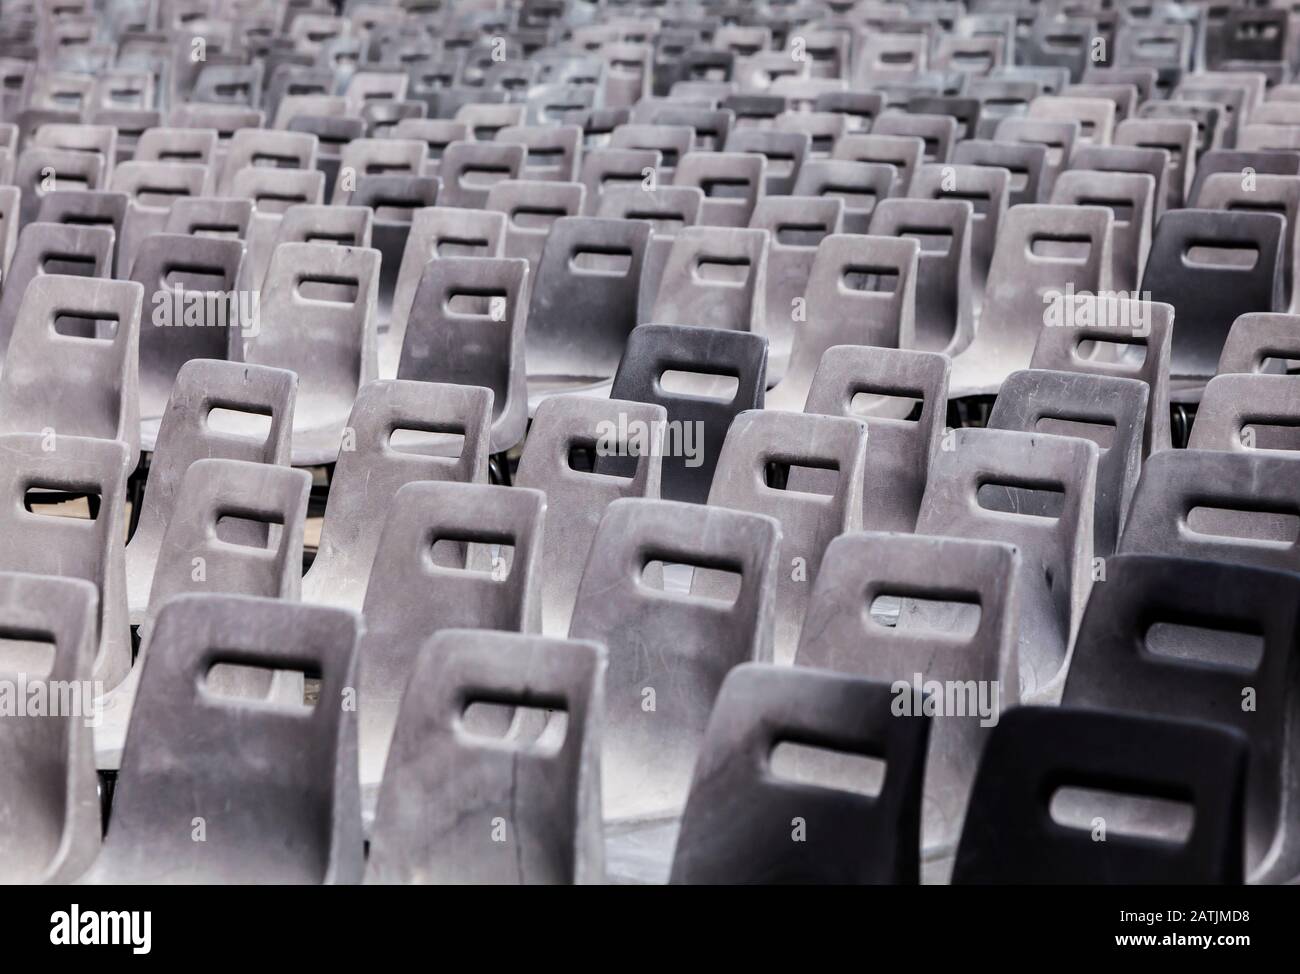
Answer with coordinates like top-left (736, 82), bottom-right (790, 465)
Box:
top-left (909, 162), bottom-right (1010, 309)
top-left (1062, 553), bottom-right (1300, 880)
top-left (803, 344), bottom-right (950, 531)
top-left (747, 195), bottom-right (843, 374)
top-left (669, 663), bottom-right (931, 884)
top-left (497, 123), bottom-right (583, 183)
top-left (143, 458), bottom-right (310, 631)
top-left (917, 427), bottom-right (1098, 702)
top-left (0, 432), bottom-right (131, 689)
top-left (766, 233), bottom-right (919, 411)
top-left (1188, 373), bottom-right (1300, 454)
top-left (85, 593), bottom-right (363, 883)
top-left (602, 324), bottom-right (768, 504)
top-left (650, 225), bottom-right (768, 333)
top-left (0, 572), bottom-right (101, 884)
top-left (869, 197), bottom-right (974, 355)
top-left (1217, 312), bottom-right (1300, 375)
top-left (14, 146), bottom-right (106, 227)
top-left (366, 630), bottom-right (606, 885)
top-left (1118, 448), bottom-right (1300, 572)
top-left (702, 409), bottom-right (867, 663)
top-left (791, 158), bottom-right (898, 234)
top-left (0, 223), bottom-right (114, 360)
top-left (988, 369), bottom-right (1148, 557)
top-left (526, 216), bottom-right (651, 383)
top-left (952, 138), bottom-right (1048, 208)
top-left (1029, 295), bottom-right (1174, 456)
top-left (396, 255), bottom-right (529, 454)
top-left (1050, 169), bottom-right (1154, 294)
top-left (246, 241), bottom-right (381, 426)
top-left (163, 197), bottom-right (253, 240)
top-left (673, 150), bottom-right (766, 227)
top-left (438, 140), bottom-right (527, 208)
top-left (952, 704), bottom-right (1248, 884)
top-left (486, 178), bottom-right (586, 279)
top-left (569, 497), bottom-right (780, 822)
top-left (950, 204), bottom-right (1112, 397)
top-left (0, 274), bottom-right (141, 470)
top-left (302, 380), bottom-right (492, 612)
top-left (130, 232), bottom-right (245, 420)
top-left (1141, 209), bottom-right (1285, 381)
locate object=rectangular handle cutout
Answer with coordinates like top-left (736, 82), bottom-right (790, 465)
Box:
top-left (1050, 785), bottom-right (1194, 844)
top-left (769, 740), bottom-right (886, 798)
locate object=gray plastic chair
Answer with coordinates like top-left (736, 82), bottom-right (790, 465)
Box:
top-left (569, 497), bottom-right (779, 879)
top-left (517, 395), bottom-right (664, 636)
top-left (396, 256), bottom-right (529, 456)
top-left (129, 232), bottom-right (246, 424)
top-left (649, 225), bottom-right (769, 334)
top-left (1029, 296), bottom-right (1174, 456)
top-left (909, 162), bottom-right (1009, 313)
top-left (525, 215), bottom-right (652, 400)
top-left (803, 345), bottom-right (950, 531)
top-left (917, 427), bottom-right (1098, 703)
top-left (246, 241), bottom-right (381, 466)
top-left (357, 481), bottom-right (545, 799)
top-left (366, 629), bottom-right (606, 885)
top-left (1050, 169), bottom-right (1154, 294)
top-left (0, 223), bottom-right (115, 363)
top-left (302, 380), bottom-right (492, 613)
top-left (1194, 173), bottom-right (1300, 316)
top-left (1189, 373), bottom-right (1300, 455)
top-left (80, 593), bottom-right (363, 884)
top-left (989, 369), bottom-right (1148, 557)
top-left (382, 206), bottom-right (507, 379)
top-left (673, 150), bottom-right (765, 227)
top-left (747, 196), bottom-right (843, 382)
top-left (125, 359), bottom-right (296, 623)
top-left (1141, 209), bottom-right (1285, 394)
top-left (952, 703), bottom-right (1248, 884)
top-left (949, 204), bottom-right (1113, 397)
top-left (32, 190), bottom-right (127, 269)
top-left (496, 123), bottom-right (583, 183)
top-left (766, 234), bottom-right (920, 412)
top-left (703, 409), bottom-right (867, 663)
top-left (438, 140), bottom-right (527, 209)
top-left (339, 173), bottom-right (440, 325)
top-left (602, 324), bottom-right (769, 505)
top-left (795, 532), bottom-right (1019, 880)
top-left (1062, 554), bottom-right (1299, 883)
top-left (1118, 449), bottom-right (1300, 571)
top-left (0, 433), bottom-right (131, 691)
top-left (140, 458), bottom-right (310, 636)
top-left (0, 571), bottom-right (101, 884)
top-left (0, 275), bottom-right (141, 473)
top-left (1217, 312), bottom-right (1300, 375)
top-left (13, 146), bottom-right (107, 228)
top-left (163, 197), bottom-right (253, 241)
top-left (669, 662), bottom-right (931, 885)
top-left (487, 178), bottom-right (586, 280)
top-left (869, 197), bottom-right (974, 355)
